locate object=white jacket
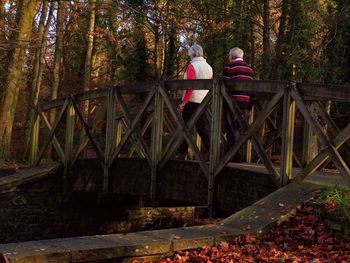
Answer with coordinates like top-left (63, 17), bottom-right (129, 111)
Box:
top-left (183, 57), bottom-right (213, 103)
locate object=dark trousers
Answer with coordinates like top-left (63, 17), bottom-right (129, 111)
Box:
top-left (225, 100), bottom-right (249, 162)
top-left (179, 102), bottom-right (211, 154)
top-left (225, 112), bottom-right (239, 148)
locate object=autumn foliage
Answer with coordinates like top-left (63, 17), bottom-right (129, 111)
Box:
top-left (161, 204), bottom-right (350, 263)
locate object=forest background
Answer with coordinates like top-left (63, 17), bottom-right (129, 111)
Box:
top-left (0, 0), bottom-right (349, 163)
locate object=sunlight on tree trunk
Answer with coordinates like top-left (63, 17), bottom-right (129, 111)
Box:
top-left (83, 0), bottom-right (96, 115)
top-left (50, 0), bottom-right (66, 125)
top-left (0, 0), bottom-right (37, 162)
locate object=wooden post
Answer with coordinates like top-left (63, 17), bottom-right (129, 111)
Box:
top-left (208, 80), bottom-right (222, 218)
top-left (29, 108), bottom-right (40, 166)
top-left (281, 84), bottom-right (295, 185)
top-left (302, 102), bottom-right (318, 165)
top-left (64, 99), bottom-right (75, 192)
top-left (150, 83), bottom-right (163, 205)
top-left (245, 107), bottom-right (254, 163)
top-left (103, 88), bottom-right (116, 192)
top-left (115, 119), bottom-right (122, 146)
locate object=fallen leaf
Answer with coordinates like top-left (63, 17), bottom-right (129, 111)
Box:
top-left (243, 225), bottom-right (252, 231)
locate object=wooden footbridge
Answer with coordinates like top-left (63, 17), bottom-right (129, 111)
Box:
top-left (28, 80), bottom-right (350, 214)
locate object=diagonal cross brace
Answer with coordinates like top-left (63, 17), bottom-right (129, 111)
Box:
top-left (291, 85), bottom-right (350, 184)
top-left (294, 121), bottom-right (350, 184)
top-left (108, 88), bottom-right (156, 168)
top-left (34, 99), bottom-right (69, 166)
top-left (38, 107), bottom-right (65, 164)
top-left (114, 89), bottom-right (152, 165)
top-left (70, 96), bottom-right (105, 167)
top-left (158, 85), bottom-right (210, 179)
top-left (218, 85), bottom-right (281, 187)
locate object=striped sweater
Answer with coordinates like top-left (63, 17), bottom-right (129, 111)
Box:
top-left (222, 58), bottom-right (255, 110)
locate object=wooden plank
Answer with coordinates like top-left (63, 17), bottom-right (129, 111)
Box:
top-left (164, 79), bottom-right (214, 91)
top-left (291, 85), bottom-right (350, 184)
top-left (221, 79), bottom-right (289, 94)
top-left (39, 89), bottom-right (109, 111)
top-left (118, 82), bottom-right (157, 94)
top-left (40, 97), bottom-right (66, 111)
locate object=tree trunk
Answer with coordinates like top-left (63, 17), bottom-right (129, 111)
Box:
top-left (24, 1), bottom-right (53, 157)
top-left (272, 0), bottom-right (288, 80)
top-left (0, 0), bottom-right (37, 161)
top-left (0, 0), bottom-right (7, 82)
top-left (30, 0), bottom-right (53, 107)
top-left (0, 0), bottom-right (5, 51)
top-left (262, 0), bottom-right (270, 80)
top-left (50, 0), bottom-right (66, 124)
top-left (83, 0), bottom-right (96, 115)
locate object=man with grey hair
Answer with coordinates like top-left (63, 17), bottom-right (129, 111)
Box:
top-left (176, 44), bottom-right (213, 160)
top-left (222, 47), bottom-right (255, 162)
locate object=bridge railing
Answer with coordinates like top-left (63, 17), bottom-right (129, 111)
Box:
top-left (29, 80), bottom-right (350, 212)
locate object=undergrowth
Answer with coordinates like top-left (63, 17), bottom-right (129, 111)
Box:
top-left (315, 185), bottom-right (350, 220)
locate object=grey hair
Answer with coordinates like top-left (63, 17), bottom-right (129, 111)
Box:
top-left (229, 47), bottom-right (244, 61)
top-left (188, 44), bottom-right (203, 58)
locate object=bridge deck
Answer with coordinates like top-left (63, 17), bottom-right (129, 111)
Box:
top-left (227, 162), bottom-right (345, 186)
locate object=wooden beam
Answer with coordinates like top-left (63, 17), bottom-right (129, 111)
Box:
top-left (103, 89), bottom-right (116, 192)
top-left (297, 83), bottom-right (350, 102)
top-left (150, 83), bottom-right (164, 204)
top-left (208, 81), bottom-right (222, 217)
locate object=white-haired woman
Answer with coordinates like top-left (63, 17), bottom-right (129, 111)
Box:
top-left (176, 44), bottom-right (213, 160)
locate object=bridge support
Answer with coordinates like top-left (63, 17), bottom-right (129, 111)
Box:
top-left (281, 84), bottom-right (295, 186)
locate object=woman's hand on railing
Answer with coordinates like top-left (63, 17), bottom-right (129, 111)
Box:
top-left (177, 102), bottom-right (185, 112)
